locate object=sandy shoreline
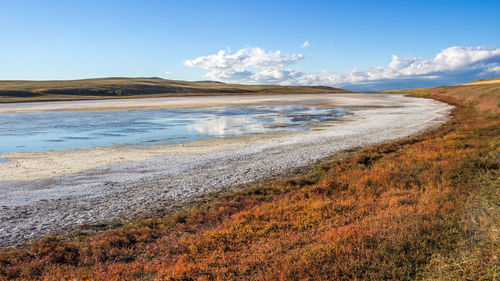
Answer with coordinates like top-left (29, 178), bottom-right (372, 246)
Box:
top-left (0, 93), bottom-right (398, 113)
top-left (0, 93), bottom-right (393, 181)
top-left (0, 93), bottom-right (453, 245)
top-left (0, 132), bottom-right (302, 181)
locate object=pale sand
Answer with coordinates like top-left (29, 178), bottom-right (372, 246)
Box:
top-left (0, 132), bottom-right (301, 181)
top-left (0, 93), bottom-right (400, 113)
top-left (1, 93), bottom-right (390, 181)
top-left (0, 93), bottom-right (453, 245)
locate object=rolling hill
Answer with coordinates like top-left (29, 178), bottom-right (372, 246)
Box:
top-left (386, 77), bottom-right (500, 114)
top-left (0, 77), bottom-right (348, 103)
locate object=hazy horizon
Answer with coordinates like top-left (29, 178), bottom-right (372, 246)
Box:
top-left (1, 0), bottom-right (499, 91)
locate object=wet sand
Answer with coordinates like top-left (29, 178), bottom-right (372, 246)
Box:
top-left (0, 93), bottom-right (453, 245)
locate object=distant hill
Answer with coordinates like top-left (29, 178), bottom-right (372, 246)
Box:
top-left (195, 80), bottom-right (226, 84)
top-left (459, 77), bottom-right (500, 86)
top-left (0, 77), bottom-right (349, 103)
top-left (386, 77), bottom-right (500, 114)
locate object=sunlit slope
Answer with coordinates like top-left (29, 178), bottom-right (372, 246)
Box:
top-left (460, 77), bottom-right (500, 85)
top-left (0, 77), bottom-right (348, 102)
top-left (387, 77), bottom-right (500, 114)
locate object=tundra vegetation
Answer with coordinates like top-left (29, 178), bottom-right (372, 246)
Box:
top-left (0, 79), bottom-right (499, 280)
top-left (0, 78), bottom-right (346, 103)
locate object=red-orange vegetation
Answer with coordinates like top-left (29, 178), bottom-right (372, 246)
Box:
top-left (1, 82), bottom-right (499, 280)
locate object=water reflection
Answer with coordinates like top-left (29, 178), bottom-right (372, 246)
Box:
top-left (0, 105), bottom-right (352, 154)
top-left (188, 116), bottom-right (266, 136)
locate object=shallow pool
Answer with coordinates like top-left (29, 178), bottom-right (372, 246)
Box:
top-left (0, 105), bottom-right (351, 154)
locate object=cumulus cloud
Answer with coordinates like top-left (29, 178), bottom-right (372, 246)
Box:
top-left (185, 47), bottom-right (304, 84)
top-left (317, 69), bottom-right (335, 75)
top-left (301, 41), bottom-right (310, 48)
top-left (333, 46), bottom-right (500, 90)
top-left (185, 46), bottom-right (500, 90)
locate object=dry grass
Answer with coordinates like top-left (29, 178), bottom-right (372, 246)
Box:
top-left (0, 77), bottom-right (347, 103)
top-left (460, 77), bottom-right (500, 86)
top-left (0, 80), bottom-right (499, 280)
top-left (386, 79), bottom-right (500, 114)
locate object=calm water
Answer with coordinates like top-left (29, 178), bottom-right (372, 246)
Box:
top-left (0, 105), bottom-right (351, 154)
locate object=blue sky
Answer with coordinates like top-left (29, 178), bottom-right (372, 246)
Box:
top-left (1, 0), bottom-right (499, 90)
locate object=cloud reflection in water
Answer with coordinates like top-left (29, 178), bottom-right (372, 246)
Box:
top-left (188, 116), bottom-right (268, 136)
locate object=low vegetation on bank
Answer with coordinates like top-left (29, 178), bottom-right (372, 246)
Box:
top-left (387, 77), bottom-right (500, 114)
top-left (1, 80), bottom-right (499, 280)
top-left (0, 77), bottom-right (346, 103)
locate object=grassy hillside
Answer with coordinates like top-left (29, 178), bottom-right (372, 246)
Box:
top-left (1, 79), bottom-right (499, 280)
top-left (0, 77), bottom-right (347, 103)
top-left (387, 78), bottom-right (500, 114)
top-left (461, 77), bottom-right (500, 86)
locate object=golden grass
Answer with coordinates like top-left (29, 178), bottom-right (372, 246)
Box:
top-left (386, 79), bottom-right (500, 114)
top-left (0, 81), bottom-right (499, 280)
top-left (460, 77), bottom-right (500, 85)
top-left (0, 78), bottom-right (348, 103)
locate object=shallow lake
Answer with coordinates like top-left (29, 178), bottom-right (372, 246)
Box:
top-left (0, 105), bottom-right (351, 154)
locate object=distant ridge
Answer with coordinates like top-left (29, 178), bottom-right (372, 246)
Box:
top-left (460, 77), bottom-right (500, 86)
top-left (385, 76), bottom-right (500, 114)
top-left (0, 77), bottom-right (349, 103)
top-left (195, 80), bottom-right (226, 84)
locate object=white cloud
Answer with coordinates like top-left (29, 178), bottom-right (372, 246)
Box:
top-left (332, 46), bottom-right (500, 90)
top-left (185, 46), bottom-right (500, 90)
top-left (185, 47), bottom-right (304, 84)
top-left (301, 41), bottom-right (310, 48)
top-left (317, 69), bottom-right (335, 75)
top-left (488, 65), bottom-right (500, 73)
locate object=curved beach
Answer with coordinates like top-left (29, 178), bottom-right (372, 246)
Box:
top-left (0, 93), bottom-right (453, 245)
